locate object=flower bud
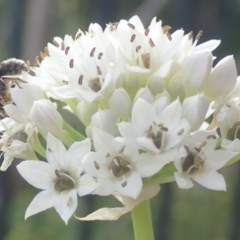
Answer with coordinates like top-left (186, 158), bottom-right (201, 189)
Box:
top-left (133, 87), bottom-right (154, 104)
top-left (182, 51), bottom-right (212, 95)
top-left (182, 94), bottom-right (209, 131)
top-left (204, 55), bottom-right (237, 100)
top-left (86, 110), bottom-right (118, 138)
top-left (77, 101), bottom-right (98, 126)
top-left (30, 99), bottom-right (63, 136)
top-left (109, 88), bottom-right (131, 120)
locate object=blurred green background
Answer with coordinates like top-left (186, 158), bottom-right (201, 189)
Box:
top-left (1, 0), bottom-right (240, 239)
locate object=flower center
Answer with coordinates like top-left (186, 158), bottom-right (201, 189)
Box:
top-left (109, 156), bottom-right (131, 177)
top-left (226, 121), bottom-right (240, 140)
top-left (54, 169), bottom-right (75, 192)
top-left (182, 146), bottom-right (204, 174)
top-left (146, 122), bottom-right (168, 150)
top-left (88, 77), bottom-right (102, 92)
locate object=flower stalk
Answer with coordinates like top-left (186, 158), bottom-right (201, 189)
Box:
top-left (131, 199), bottom-right (155, 240)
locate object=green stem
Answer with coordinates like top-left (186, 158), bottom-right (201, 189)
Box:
top-left (131, 199), bottom-right (155, 240)
top-left (33, 133), bottom-right (46, 158)
top-left (63, 121), bottom-right (85, 141)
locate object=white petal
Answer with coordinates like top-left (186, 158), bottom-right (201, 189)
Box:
top-left (53, 189), bottom-right (78, 224)
top-left (93, 127), bottom-right (123, 154)
top-left (77, 174), bottom-right (97, 196)
top-left (132, 99), bottom-right (155, 135)
top-left (174, 172), bottom-right (193, 189)
top-left (192, 170), bottom-right (226, 191)
top-left (135, 152), bottom-right (170, 177)
top-left (66, 138), bottom-right (91, 167)
top-left (137, 136), bottom-right (160, 153)
top-left (114, 171), bottom-right (142, 199)
top-left (94, 178), bottom-right (115, 196)
top-left (194, 40), bottom-right (220, 52)
top-left (182, 51), bottom-right (212, 94)
top-left (25, 189), bottom-right (54, 219)
top-left (157, 98), bottom-right (182, 127)
top-left (46, 133), bottom-right (66, 167)
top-left (82, 152), bottom-right (109, 178)
top-left (17, 161), bottom-right (55, 189)
top-left (206, 150), bottom-right (236, 170)
top-left (4, 104), bottom-right (27, 123)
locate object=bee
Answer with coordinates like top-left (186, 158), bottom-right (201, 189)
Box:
top-left (0, 58), bottom-right (29, 118)
top-left (0, 58), bottom-right (29, 104)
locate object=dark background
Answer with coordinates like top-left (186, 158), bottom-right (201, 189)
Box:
top-left (1, 0), bottom-right (240, 239)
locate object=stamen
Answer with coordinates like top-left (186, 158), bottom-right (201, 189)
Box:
top-left (188, 31), bottom-right (193, 40)
top-left (127, 23), bottom-right (135, 29)
top-left (62, 80), bottom-right (68, 84)
top-left (177, 128), bottom-right (184, 135)
top-left (121, 181), bottom-right (127, 187)
top-left (61, 42), bottom-right (65, 51)
top-left (94, 161), bottom-right (100, 170)
top-left (53, 39), bottom-right (59, 47)
top-left (207, 135), bottom-right (216, 139)
top-left (78, 75), bottom-right (83, 85)
top-left (136, 46), bottom-right (141, 52)
top-left (65, 46), bottom-right (70, 55)
top-left (160, 126), bottom-right (168, 132)
top-left (90, 47), bottom-right (96, 57)
top-left (98, 53), bottom-right (103, 60)
top-left (75, 32), bottom-right (82, 40)
top-left (149, 38), bottom-right (155, 47)
top-left (163, 25), bottom-right (172, 40)
top-left (145, 28), bottom-right (150, 36)
top-left (69, 59), bottom-right (74, 68)
top-left (196, 30), bottom-right (203, 41)
top-left (130, 34), bottom-right (136, 42)
top-left (96, 66), bottom-right (102, 75)
top-left (47, 147), bottom-right (53, 152)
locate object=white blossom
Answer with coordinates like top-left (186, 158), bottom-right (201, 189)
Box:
top-left (17, 133), bottom-right (96, 224)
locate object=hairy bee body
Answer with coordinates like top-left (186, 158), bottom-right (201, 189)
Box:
top-left (0, 58), bottom-right (28, 118)
top-left (0, 58), bottom-right (28, 77)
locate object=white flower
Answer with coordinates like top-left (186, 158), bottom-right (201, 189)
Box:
top-left (118, 98), bottom-right (190, 153)
top-left (174, 130), bottom-right (235, 190)
top-left (17, 133), bottom-right (96, 224)
top-left (82, 128), bottom-right (163, 199)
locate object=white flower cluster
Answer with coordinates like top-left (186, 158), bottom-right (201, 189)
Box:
top-left (1, 16), bottom-right (239, 224)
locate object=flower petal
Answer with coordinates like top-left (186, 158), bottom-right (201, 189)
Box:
top-left (17, 161), bottom-right (55, 190)
top-left (53, 189), bottom-right (78, 225)
top-left (114, 171), bottom-right (142, 199)
top-left (25, 189), bottom-right (54, 219)
top-left (174, 172), bottom-right (193, 189)
top-left (192, 170), bottom-right (226, 191)
top-left (46, 133), bottom-right (66, 167)
top-left (77, 174), bottom-right (97, 196)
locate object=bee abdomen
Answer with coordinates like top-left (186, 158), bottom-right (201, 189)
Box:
top-left (0, 58), bottom-right (28, 77)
